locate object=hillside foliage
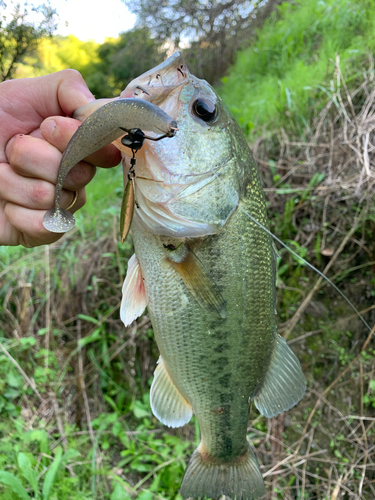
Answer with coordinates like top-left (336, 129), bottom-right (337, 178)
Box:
top-left (0, 0), bottom-right (57, 81)
top-left (220, 0), bottom-right (375, 137)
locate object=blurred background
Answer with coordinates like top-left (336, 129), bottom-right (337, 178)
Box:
top-left (1, 0), bottom-right (375, 498)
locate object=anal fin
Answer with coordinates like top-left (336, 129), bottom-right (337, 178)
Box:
top-left (150, 357), bottom-right (193, 428)
top-left (168, 247), bottom-right (226, 319)
top-left (254, 335), bottom-right (306, 418)
top-left (120, 254), bottom-right (147, 327)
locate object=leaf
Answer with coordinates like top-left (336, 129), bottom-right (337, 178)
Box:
top-left (0, 471), bottom-right (31, 500)
top-left (78, 329), bottom-right (101, 347)
top-left (23, 430), bottom-right (49, 467)
top-left (132, 400), bottom-right (151, 419)
top-left (62, 448), bottom-right (81, 463)
top-left (110, 482), bottom-right (132, 500)
top-left (19, 337), bottom-right (36, 347)
top-left (42, 447), bottom-right (63, 500)
top-left (17, 453), bottom-right (39, 497)
top-left (7, 373), bottom-right (22, 388)
top-left (137, 491), bottom-right (153, 500)
top-left (77, 314), bottom-right (100, 325)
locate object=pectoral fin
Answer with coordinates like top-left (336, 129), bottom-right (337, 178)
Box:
top-left (168, 248), bottom-right (226, 319)
top-left (254, 335), bottom-right (306, 418)
top-left (120, 254), bottom-right (147, 326)
top-left (150, 357), bottom-right (193, 428)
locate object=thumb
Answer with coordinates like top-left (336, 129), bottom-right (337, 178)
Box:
top-left (0, 70), bottom-right (95, 162)
top-left (30, 69), bottom-right (96, 118)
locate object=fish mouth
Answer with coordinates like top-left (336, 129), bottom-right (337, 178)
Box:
top-left (120, 52), bottom-right (189, 107)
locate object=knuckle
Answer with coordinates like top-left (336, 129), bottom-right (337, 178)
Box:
top-left (29, 181), bottom-right (51, 205)
top-left (60, 68), bottom-right (85, 83)
top-left (67, 163), bottom-right (96, 188)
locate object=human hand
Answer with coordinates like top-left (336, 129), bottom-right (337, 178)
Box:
top-left (0, 70), bottom-right (121, 247)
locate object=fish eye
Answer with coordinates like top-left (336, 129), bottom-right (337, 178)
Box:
top-left (192, 98), bottom-right (218, 123)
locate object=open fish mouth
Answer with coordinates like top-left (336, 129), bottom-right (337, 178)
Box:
top-left (120, 52), bottom-right (189, 108)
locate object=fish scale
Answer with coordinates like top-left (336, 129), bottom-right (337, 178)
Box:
top-left (131, 169), bottom-right (276, 460)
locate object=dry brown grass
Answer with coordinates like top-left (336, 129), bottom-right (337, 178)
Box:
top-left (249, 55), bottom-right (375, 499)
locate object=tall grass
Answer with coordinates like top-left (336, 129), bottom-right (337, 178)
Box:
top-left (220, 0), bottom-right (375, 137)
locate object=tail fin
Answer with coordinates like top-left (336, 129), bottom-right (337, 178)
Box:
top-left (180, 444), bottom-right (265, 500)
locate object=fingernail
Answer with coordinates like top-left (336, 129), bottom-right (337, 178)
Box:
top-left (40, 118), bottom-right (57, 138)
top-left (77, 82), bottom-right (95, 102)
top-left (6, 135), bottom-right (16, 150)
top-left (5, 134), bottom-right (22, 159)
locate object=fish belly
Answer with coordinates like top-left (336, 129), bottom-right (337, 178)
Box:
top-left (131, 181), bottom-right (276, 462)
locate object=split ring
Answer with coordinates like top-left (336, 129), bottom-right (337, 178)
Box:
top-left (65, 190), bottom-right (79, 211)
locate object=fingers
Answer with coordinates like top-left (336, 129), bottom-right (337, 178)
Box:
top-left (0, 162), bottom-right (86, 210)
top-left (40, 116), bottom-right (121, 168)
top-left (0, 70), bottom-right (122, 248)
top-left (3, 195), bottom-right (85, 248)
top-left (6, 115), bottom-right (121, 193)
top-left (0, 117), bottom-right (90, 247)
top-left (5, 133), bottom-right (96, 190)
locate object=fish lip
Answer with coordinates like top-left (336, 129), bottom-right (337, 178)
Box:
top-left (121, 51), bottom-right (189, 98)
top-left (139, 51), bottom-right (189, 84)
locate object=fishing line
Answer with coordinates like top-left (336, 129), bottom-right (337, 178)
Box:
top-left (208, 167), bottom-right (372, 333)
top-left (237, 204), bottom-right (372, 333)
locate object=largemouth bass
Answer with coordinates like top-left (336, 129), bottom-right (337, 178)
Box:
top-left (46, 52), bottom-right (306, 499)
top-left (119, 53), bottom-right (307, 499)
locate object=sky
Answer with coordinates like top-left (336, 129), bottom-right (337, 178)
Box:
top-left (5, 0), bottom-right (137, 43)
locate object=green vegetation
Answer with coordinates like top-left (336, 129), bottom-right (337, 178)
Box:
top-left (14, 30), bottom-right (164, 98)
top-left (0, 1), bottom-right (57, 81)
top-left (1, 0), bottom-right (375, 499)
top-left (84, 28), bottom-right (166, 98)
top-left (220, 0), bottom-right (375, 137)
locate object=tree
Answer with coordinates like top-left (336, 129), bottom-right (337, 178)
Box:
top-left (124, 0), bottom-right (282, 84)
top-left (0, 1), bottom-right (57, 81)
top-left (84, 28), bottom-right (167, 98)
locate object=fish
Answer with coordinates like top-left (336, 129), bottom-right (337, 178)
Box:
top-left (46, 52), bottom-right (306, 499)
top-left (118, 53), bottom-right (307, 499)
top-left (42, 99), bottom-right (177, 233)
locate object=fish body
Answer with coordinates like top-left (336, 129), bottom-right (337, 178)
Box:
top-left (119, 53), bottom-right (306, 498)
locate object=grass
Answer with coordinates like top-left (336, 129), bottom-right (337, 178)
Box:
top-left (220, 0), bottom-right (375, 138)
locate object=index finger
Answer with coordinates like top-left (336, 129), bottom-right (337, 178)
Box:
top-left (0, 69), bottom-right (95, 162)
